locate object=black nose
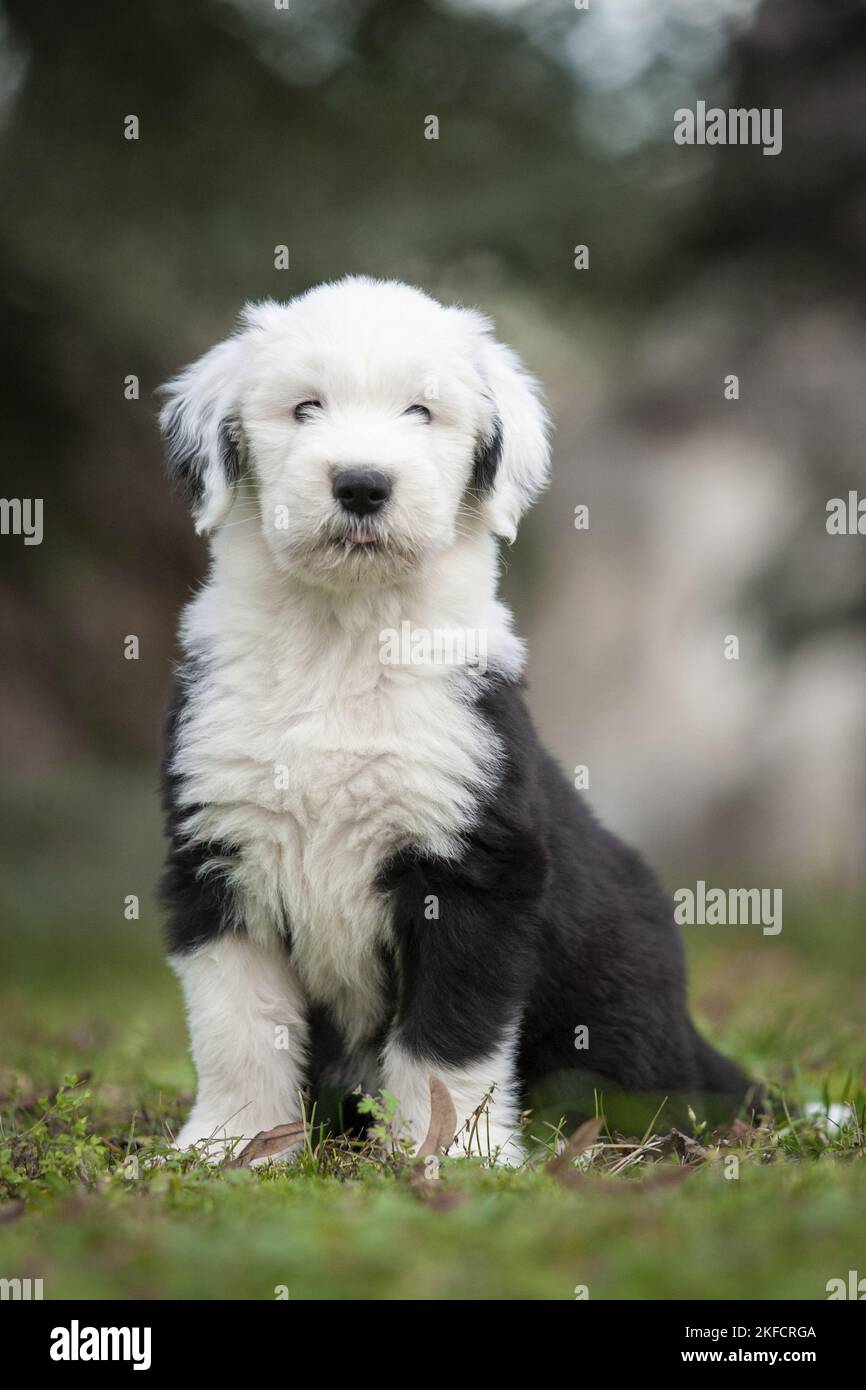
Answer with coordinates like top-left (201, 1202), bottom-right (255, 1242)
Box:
top-left (332, 468), bottom-right (392, 517)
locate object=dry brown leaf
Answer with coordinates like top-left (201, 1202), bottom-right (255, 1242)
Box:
top-left (0, 1200), bottom-right (25, 1226)
top-left (665, 1128), bottom-right (711, 1163)
top-left (416, 1075), bottom-right (458, 1158)
top-left (546, 1116), bottom-right (603, 1182)
top-left (224, 1121), bottom-right (308, 1169)
top-left (409, 1077), bottom-right (463, 1205)
top-left (721, 1116), bottom-right (755, 1144)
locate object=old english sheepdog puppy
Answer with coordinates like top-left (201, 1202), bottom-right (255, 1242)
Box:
top-left (159, 276), bottom-right (751, 1164)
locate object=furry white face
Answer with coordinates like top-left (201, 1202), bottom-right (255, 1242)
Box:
top-left (160, 277), bottom-right (550, 589)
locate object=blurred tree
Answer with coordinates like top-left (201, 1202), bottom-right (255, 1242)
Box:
top-left (0, 0), bottom-right (862, 776)
top-left (0, 0), bottom-right (668, 766)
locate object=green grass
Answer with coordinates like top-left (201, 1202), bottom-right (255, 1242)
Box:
top-left (0, 772), bottom-right (864, 1300)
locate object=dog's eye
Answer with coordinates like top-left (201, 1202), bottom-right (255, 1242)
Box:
top-left (294, 399), bottom-right (322, 422)
top-left (404, 404), bottom-right (432, 423)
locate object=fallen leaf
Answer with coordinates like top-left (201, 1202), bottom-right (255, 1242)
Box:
top-left (416, 1075), bottom-right (458, 1158)
top-left (224, 1121), bottom-right (308, 1169)
top-left (661, 1128), bottom-right (711, 1163)
top-left (721, 1116), bottom-right (755, 1144)
top-left (546, 1116), bottom-right (603, 1182)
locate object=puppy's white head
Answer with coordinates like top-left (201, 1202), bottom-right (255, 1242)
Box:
top-left (160, 277), bottom-right (549, 589)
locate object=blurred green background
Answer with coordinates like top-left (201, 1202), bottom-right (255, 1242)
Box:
top-left (0, 0), bottom-right (864, 1300)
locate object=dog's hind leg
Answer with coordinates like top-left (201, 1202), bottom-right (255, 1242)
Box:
top-left (688, 1022), bottom-right (761, 1122)
top-left (170, 931), bottom-right (308, 1162)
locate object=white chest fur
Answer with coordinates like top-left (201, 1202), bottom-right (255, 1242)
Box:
top-left (171, 566), bottom-right (504, 1043)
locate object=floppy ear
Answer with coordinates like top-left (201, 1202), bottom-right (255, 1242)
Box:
top-left (473, 337), bottom-right (551, 543)
top-left (159, 334), bottom-right (246, 535)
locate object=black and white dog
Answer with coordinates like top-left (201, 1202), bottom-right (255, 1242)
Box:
top-left (160, 276), bottom-right (750, 1163)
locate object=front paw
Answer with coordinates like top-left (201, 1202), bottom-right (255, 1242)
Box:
top-left (175, 1111), bottom-right (306, 1167)
top-left (174, 1113), bottom-right (252, 1164)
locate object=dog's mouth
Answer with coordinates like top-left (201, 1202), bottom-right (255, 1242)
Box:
top-left (290, 519), bottom-right (421, 581)
top-left (327, 522), bottom-right (386, 552)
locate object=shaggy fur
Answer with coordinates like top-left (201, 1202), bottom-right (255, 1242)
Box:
top-left (159, 276), bottom-right (751, 1162)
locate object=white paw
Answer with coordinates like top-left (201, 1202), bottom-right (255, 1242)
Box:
top-left (175, 1111), bottom-right (307, 1167)
top-left (175, 1114), bottom-right (252, 1164)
